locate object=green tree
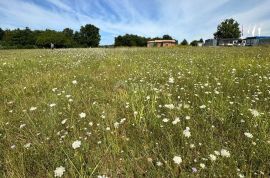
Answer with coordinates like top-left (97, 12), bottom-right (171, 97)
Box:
top-left (0, 28), bottom-right (4, 40)
top-left (63, 28), bottom-right (74, 38)
top-left (190, 40), bottom-right (198, 46)
top-left (214, 18), bottom-right (241, 39)
top-left (79, 24), bottom-right (100, 47)
top-left (36, 30), bottom-right (74, 48)
top-left (162, 34), bottom-right (173, 40)
top-left (181, 39), bottom-right (188, 45)
top-left (199, 38), bottom-right (204, 43)
top-left (114, 34), bottom-right (148, 47)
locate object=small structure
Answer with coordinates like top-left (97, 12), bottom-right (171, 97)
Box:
top-left (147, 40), bottom-right (176, 47)
top-left (204, 39), bottom-right (218, 46)
top-left (245, 36), bottom-right (270, 46)
top-left (197, 42), bottom-right (203, 47)
top-left (204, 38), bottom-right (246, 46)
top-left (218, 38), bottom-right (239, 46)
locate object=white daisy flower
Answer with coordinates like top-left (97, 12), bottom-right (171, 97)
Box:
top-left (54, 166), bottom-right (65, 177)
top-left (173, 156), bottom-right (182, 164)
top-left (162, 118), bottom-right (169, 123)
top-left (49, 103), bottom-right (56, 107)
top-left (200, 163), bottom-right (206, 169)
top-left (79, 112), bottom-right (86, 118)
top-left (185, 116), bottom-right (191, 120)
top-left (209, 154), bottom-right (217, 161)
top-left (29, 107), bottom-right (37, 111)
top-left (168, 77), bottom-right (175, 84)
top-left (220, 149), bottom-right (230, 157)
top-left (199, 105), bottom-right (206, 109)
top-left (72, 80), bottom-right (78, 85)
top-left (244, 132), bottom-right (253, 138)
top-left (183, 127), bottom-right (191, 138)
top-left (249, 109), bottom-right (260, 117)
top-left (72, 140), bottom-right (81, 149)
top-left (19, 124), bottom-right (26, 129)
top-left (164, 104), bottom-right (175, 109)
top-left (61, 119), bottom-right (67, 125)
top-left (172, 117), bottom-right (180, 125)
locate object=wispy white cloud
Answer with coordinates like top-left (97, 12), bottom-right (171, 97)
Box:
top-left (0, 0), bottom-right (269, 44)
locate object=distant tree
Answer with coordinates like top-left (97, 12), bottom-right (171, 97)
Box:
top-left (79, 24), bottom-right (100, 47)
top-left (190, 38), bottom-right (204, 46)
top-left (214, 18), bottom-right (241, 39)
top-left (162, 34), bottom-right (173, 40)
top-left (63, 28), bottom-right (74, 38)
top-left (114, 34), bottom-right (148, 47)
top-left (2, 27), bottom-right (36, 48)
top-left (181, 39), bottom-right (188, 45)
top-left (190, 40), bottom-right (198, 46)
top-left (0, 28), bottom-right (4, 40)
top-left (36, 30), bottom-right (74, 48)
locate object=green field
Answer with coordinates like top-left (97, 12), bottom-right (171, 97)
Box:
top-left (1, 47), bottom-right (270, 177)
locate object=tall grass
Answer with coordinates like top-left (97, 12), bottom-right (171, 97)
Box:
top-left (1, 47), bottom-right (270, 177)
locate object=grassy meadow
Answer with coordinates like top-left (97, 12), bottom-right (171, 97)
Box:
top-left (1, 47), bottom-right (270, 177)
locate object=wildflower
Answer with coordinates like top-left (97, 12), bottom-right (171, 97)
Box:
top-left (192, 167), bottom-right (198, 173)
top-left (209, 154), bottom-right (217, 161)
top-left (199, 105), bottom-right (206, 109)
top-left (183, 127), bottom-right (191, 138)
top-left (164, 104), bottom-right (175, 109)
top-left (29, 107), bottom-right (37, 111)
top-left (183, 104), bottom-right (190, 109)
top-left (114, 122), bottom-right (120, 128)
top-left (72, 140), bottom-right (81, 149)
top-left (72, 80), bottom-right (77, 85)
top-left (173, 156), bottom-right (182, 164)
top-left (24, 143), bottom-right (31, 148)
top-left (185, 116), bottom-right (191, 120)
top-left (200, 163), bottom-right (206, 169)
top-left (162, 118), bottom-right (169, 123)
top-left (156, 161), bottom-right (163, 166)
top-left (249, 109), bottom-right (260, 117)
top-left (214, 151), bottom-right (220, 155)
top-left (237, 173), bottom-right (244, 178)
top-left (49, 103), bottom-right (56, 107)
top-left (54, 166), bottom-right (65, 177)
top-left (172, 117), bottom-right (180, 125)
top-left (19, 124), bottom-right (26, 129)
top-left (120, 118), bottom-right (126, 123)
top-left (220, 149), bottom-right (230, 157)
top-left (97, 175), bottom-right (109, 178)
top-left (244, 132), bottom-right (253, 138)
top-left (146, 96), bottom-right (150, 100)
top-left (79, 112), bottom-right (86, 118)
top-left (168, 77), bottom-right (174, 84)
top-left (61, 119), bottom-right (67, 125)
top-left (11, 145), bottom-right (16, 149)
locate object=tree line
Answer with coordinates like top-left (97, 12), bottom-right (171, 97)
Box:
top-left (114, 34), bottom-right (180, 47)
top-left (0, 18), bottom-right (241, 49)
top-left (0, 24), bottom-right (100, 49)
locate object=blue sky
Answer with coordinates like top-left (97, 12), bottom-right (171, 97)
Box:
top-left (0, 0), bottom-right (270, 45)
